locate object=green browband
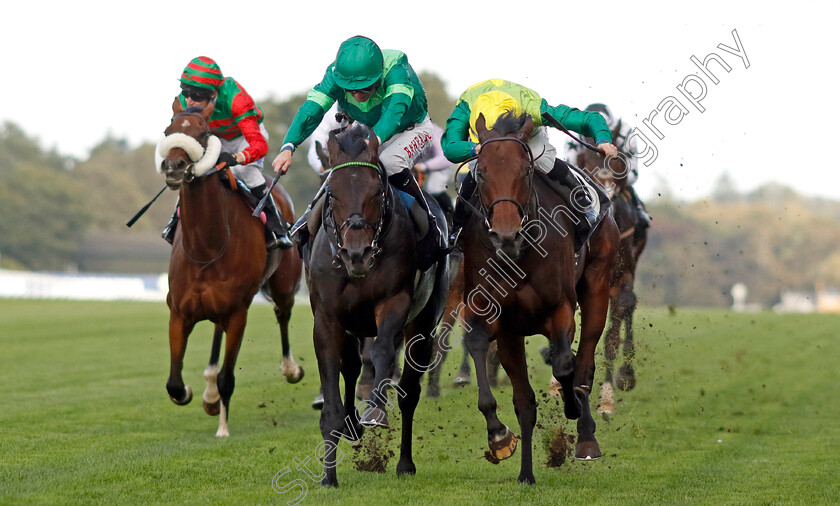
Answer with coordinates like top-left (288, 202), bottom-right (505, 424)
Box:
top-left (330, 162), bottom-right (381, 172)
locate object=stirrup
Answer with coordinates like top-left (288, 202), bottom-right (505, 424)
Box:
top-left (267, 231), bottom-right (294, 250)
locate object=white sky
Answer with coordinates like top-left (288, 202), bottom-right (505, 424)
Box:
top-left (2, 1), bottom-right (838, 202)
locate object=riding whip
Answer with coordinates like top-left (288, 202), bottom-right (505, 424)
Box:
top-left (126, 185), bottom-right (167, 227)
top-left (252, 171), bottom-right (282, 217)
top-left (541, 112), bottom-right (605, 156)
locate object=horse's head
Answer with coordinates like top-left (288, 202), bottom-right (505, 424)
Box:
top-left (325, 122), bottom-right (385, 278)
top-left (578, 119), bottom-right (629, 200)
top-left (156, 98), bottom-right (222, 190)
top-left (475, 111), bottom-right (535, 258)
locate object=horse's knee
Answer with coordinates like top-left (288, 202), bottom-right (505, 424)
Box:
top-left (552, 348), bottom-right (575, 379)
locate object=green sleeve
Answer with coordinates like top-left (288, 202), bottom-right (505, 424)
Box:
top-left (539, 99), bottom-right (612, 145)
top-left (372, 63), bottom-right (413, 143)
top-left (441, 101), bottom-right (475, 163)
top-left (282, 71), bottom-right (338, 147)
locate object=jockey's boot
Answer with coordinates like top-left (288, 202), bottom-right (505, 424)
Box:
top-left (548, 159), bottom-right (605, 250)
top-left (162, 209), bottom-right (179, 245)
top-left (389, 168), bottom-right (447, 271)
top-left (448, 171), bottom-right (477, 251)
top-left (627, 185), bottom-right (651, 233)
top-left (252, 184), bottom-right (293, 250)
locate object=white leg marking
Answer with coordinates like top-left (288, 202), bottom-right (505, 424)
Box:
top-left (203, 365), bottom-right (220, 404)
top-left (216, 402), bottom-right (230, 437)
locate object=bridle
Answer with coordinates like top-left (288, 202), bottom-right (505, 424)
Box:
top-left (322, 161), bottom-right (391, 268)
top-left (455, 135), bottom-right (537, 232)
top-left (157, 111), bottom-right (222, 182)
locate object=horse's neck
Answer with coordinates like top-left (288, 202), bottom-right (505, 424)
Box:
top-left (179, 178), bottom-right (231, 252)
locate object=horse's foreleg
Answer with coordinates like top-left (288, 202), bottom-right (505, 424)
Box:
top-left (356, 337), bottom-right (375, 401)
top-left (549, 302), bottom-right (580, 420)
top-left (340, 334), bottom-right (363, 442)
top-left (574, 265), bottom-right (614, 460)
top-left (361, 295), bottom-right (411, 428)
top-left (167, 313), bottom-right (195, 405)
top-left (313, 312), bottom-right (346, 487)
top-left (274, 300), bottom-right (304, 384)
top-left (215, 308), bottom-right (248, 437)
top-left (465, 324), bottom-right (513, 461)
top-left (496, 333), bottom-right (536, 484)
top-left (202, 325), bottom-right (223, 416)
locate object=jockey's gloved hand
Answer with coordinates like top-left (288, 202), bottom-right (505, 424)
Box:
top-left (217, 152), bottom-right (239, 169)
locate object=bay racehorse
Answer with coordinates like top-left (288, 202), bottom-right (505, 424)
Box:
top-left (306, 123), bottom-right (448, 487)
top-left (577, 120), bottom-right (648, 413)
top-left (462, 112), bottom-right (618, 484)
top-left (158, 99), bottom-right (303, 436)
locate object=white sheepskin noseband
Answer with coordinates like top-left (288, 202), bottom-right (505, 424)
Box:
top-left (155, 133), bottom-right (222, 177)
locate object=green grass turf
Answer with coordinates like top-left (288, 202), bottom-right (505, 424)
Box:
top-left (1, 299), bottom-right (838, 504)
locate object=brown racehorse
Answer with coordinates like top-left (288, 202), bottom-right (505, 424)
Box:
top-left (461, 112), bottom-right (618, 484)
top-left (577, 120), bottom-right (648, 413)
top-left (306, 123), bottom-right (448, 487)
top-left (159, 99), bottom-right (303, 437)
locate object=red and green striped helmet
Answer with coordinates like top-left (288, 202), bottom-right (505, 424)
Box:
top-left (179, 56), bottom-right (224, 90)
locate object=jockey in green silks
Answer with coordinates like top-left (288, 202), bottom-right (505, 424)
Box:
top-left (441, 79), bottom-right (618, 250)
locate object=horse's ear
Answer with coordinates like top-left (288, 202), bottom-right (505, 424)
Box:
top-left (366, 127), bottom-right (379, 157)
top-left (315, 140), bottom-right (330, 169)
top-left (172, 96), bottom-right (183, 115)
top-left (328, 130), bottom-right (341, 162)
top-left (200, 101), bottom-right (215, 121)
top-left (520, 115), bottom-right (535, 141)
top-left (475, 113), bottom-right (488, 139)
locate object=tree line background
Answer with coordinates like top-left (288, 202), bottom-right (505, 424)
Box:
top-left (1, 71), bottom-right (838, 308)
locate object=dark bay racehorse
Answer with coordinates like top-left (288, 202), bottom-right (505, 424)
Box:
top-left (462, 112), bottom-right (618, 484)
top-left (577, 120), bottom-right (648, 413)
top-left (159, 99), bottom-right (303, 436)
top-left (307, 123), bottom-right (448, 487)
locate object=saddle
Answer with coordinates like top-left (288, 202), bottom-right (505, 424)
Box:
top-left (219, 170), bottom-right (290, 229)
top-left (533, 171), bottom-right (610, 251)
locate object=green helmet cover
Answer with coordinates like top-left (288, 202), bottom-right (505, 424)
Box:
top-left (333, 36), bottom-right (383, 90)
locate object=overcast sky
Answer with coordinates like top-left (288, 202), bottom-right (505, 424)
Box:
top-left (3, 1), bottom-right (837, 202)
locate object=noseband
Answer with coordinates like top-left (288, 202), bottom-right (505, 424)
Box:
top-left (323, 161), bottom-right (390, 268)
top-left (156, 112), bottom-right (221, 181)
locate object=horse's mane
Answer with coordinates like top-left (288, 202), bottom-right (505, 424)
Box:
top-left (491, 111), bottom-right (529, 136)
top-left (333, 123), bottom-right (370, 159)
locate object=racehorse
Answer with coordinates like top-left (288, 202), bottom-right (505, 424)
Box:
top-left (461, 112), bottom-right (618, 484)
top-left (576, 120), bottom-right (648, 413)
top-left (158, 99), bottom-right (304, 437)
top-left (307, 123), bottom-right (448, 487)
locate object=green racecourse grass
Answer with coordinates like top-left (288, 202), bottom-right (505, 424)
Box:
top-left (1, 299), bottom-right (839, 505)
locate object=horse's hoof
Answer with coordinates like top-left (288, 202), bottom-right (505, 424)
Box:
top-left (321, 477), bottom-right (339, 488)
top-left (574, 440), bottom-right (602, 461)
top-left (615, 364), bottom-right (636, 391)
top-left (489, 429), bottom-right (518, 461)
top-left (518, 473), bottom-right (536, 485)
top-left (597, 382), bottom-right (616, 415)
top-left (360, 407), bottom-right (389, 428)
top-left (170, 385), bottom-right (193, 406)
top-left (311, 393), bottom-right (324, 410)
top-left (215, 427), bottom-right (230, 437)
top-left (453, 374), bottom-right (471, 386)
top-left (396, 459), bottom-right (417, 476)
top-left (548, 376), bottom-right (562, 397)
top-left (203, 399), bottom-right (221, 416)
top-left (284, 365), bottom-right (305, 384)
